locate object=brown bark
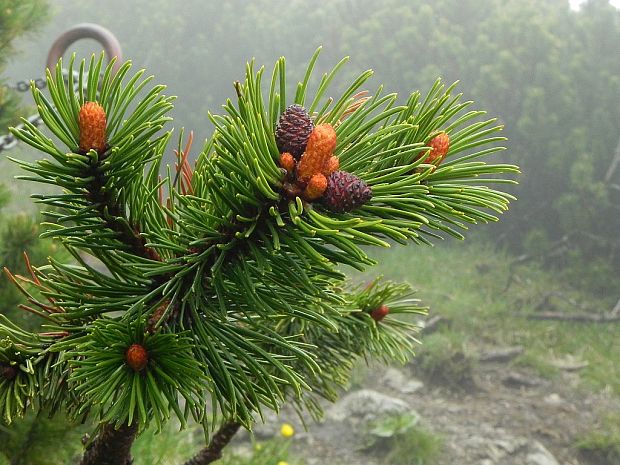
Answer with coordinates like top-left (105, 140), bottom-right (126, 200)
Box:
top-left (79, 422), bottom-right (138, 465)
top-left (182, 421), bottom-right (241, 465)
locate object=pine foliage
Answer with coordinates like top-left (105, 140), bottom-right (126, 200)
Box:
top-left (1, 49), bottom-right (518, 437)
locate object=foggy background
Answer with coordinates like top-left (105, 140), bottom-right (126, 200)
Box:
top-left (1, 1), bottom-right (619, 464)
top-left (7, 0), bottom-right (619, 298)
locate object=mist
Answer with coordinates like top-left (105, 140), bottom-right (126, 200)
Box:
top-left (1, 1), bottom-right (619, 464)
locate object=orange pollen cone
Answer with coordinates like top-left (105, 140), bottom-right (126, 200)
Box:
top-left (303, 173), bottom-right (328, 200)
top-left (78, 101), bottom-right (107, 152)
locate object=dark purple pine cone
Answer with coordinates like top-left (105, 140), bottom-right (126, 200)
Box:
top-left (323, 171), bottom-right (373, 213)
top-left (1, 364), bottom-right (17, 381)
top-left (275, 104), bottom-right (314, 159)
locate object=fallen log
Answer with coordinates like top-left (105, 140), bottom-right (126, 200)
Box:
top-left (479, 346), bottom-right (524, 363)
top-left (421, 315), bottom-right (451, 334)
top-left (521, 312), bottom-right (620, 323)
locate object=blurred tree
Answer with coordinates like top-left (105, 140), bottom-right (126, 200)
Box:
top-left (330, 0), bottom-right (620, 296)
top-left (0, 0), bottom-right (49, 129)
top-left (0, 3), bottom-right (85, 465)
top-left (12, 0), bottom-right (620, 301)
top-left (0, 0), bottom-right (55, 328)
top-left (48, 0), bottom-right (339, 143)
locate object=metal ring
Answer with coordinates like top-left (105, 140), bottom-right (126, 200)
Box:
top-left (46, 23), bottom-right (122, 74)
top-left (1, 134), bottom-right (17, 150)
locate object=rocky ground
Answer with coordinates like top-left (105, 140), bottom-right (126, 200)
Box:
top-left (235, 348), bottom-right (619, 465)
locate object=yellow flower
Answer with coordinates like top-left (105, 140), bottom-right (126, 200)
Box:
top-left (277, 462), bottom-right (289, 465)
top-left (280, 423), bottom-right (295, 438)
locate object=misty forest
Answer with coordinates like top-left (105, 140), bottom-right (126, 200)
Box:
top-left (0, 1), bottom-right (618, 465)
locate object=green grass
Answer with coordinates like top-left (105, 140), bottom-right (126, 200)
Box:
top-left (575, 414), bottom-right (620, 465)
top-left (383, 425), bottom-right (443, 465)
top-left (359, 239), bottom-right (620, 395)
top-left (0, 411), bottom-right (87, 465)
top-left (414, 332), bottom-right (477, 391)
top-left (219, 438), bottom-right (300, 465)
top-left (132, 421), bottom-right (201, 465)
top-left (363, 412), bottom-right (443, 465)
top-left (132, 421), bottom-right (300, 465)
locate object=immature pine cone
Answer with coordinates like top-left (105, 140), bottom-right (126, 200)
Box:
top-left (323, 171), bottom-right (372, 213)
top-left (1, 364), bottom-right (17, 381)
top-left (125, 343), bottom-right (149, 372)
top-left (275, 104), bottom-right (314, 159)
top-left (423, 132), bottom-right (450, 165)
top-left (279, 152), bottom-right (296, 175)
top-left (78, 101), bottom-right (107, 153)
top-left (371, 304), bottom-right (390, 322)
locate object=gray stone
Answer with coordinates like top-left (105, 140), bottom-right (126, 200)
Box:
top-left (380, 367), bottom-right (424, 394)
top-left (526, 441), bottom-right (560, 465)
top-left (247, 409), bottom-right (283, 439)
top-left (543, 393), bottom-right (563, 406)
top-left (494, 438), bottom-right (523, 454)
top-left (327, 389), bottom-right (412, 423)
top-left (502, 372), bottom-right (542, 388)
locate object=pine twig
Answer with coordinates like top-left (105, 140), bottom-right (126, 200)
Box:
top-left (79, 422), bottom-right (138, 465)
top-left (182, 421), bottom-right (242, 465)
top-left (86, 164), bottom-right (161, 262)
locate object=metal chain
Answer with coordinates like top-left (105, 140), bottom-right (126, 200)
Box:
top-left (0, 114), bottom-right (44, 152)
top-left (7, 77), bottom-right (47, 92)
top-left (0, 70), bottom-right (81, 154)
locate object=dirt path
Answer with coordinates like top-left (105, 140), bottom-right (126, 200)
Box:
top-left (247, 360), bottom-right (619, 465)
top-left (401, 363), bottom-right (615, 465)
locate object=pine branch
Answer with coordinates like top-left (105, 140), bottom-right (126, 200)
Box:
top-left (9, 54), bottom-right (173, 270)
top-left (84, 157), bottom-right (161, 262)
top-left (1, 48), bottom-right (518, 454)
top-left (8, 55), bottom-right (178, 326)
top-left (78, 422), bottom-right (138, 465)
top-left (182, 421), bottom-right (241, 465)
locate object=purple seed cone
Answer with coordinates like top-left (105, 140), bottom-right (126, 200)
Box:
top-left (275, 104), bottom-right (314, 159)
top-left (1, 364), bottom-right (17, 381)
top-left (323, 171), bottom-right (372, 213)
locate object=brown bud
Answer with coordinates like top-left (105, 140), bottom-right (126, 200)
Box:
top-left (78, 101), bottom-right (107, 153)
top-left (279, 152), bottom-right (296, 175)
top-left (417, 132), bottom-right (450, 172)
top-left (125, 343), bottom-right (149, 372)
top-left (371, 304), bottom-right (390, 322)
top-left (323, 170), bottom-right (372, 213)
top-left (427, 132), bottom-right (450, 164)
top-left (303, 173), bottom-right (328, 200)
